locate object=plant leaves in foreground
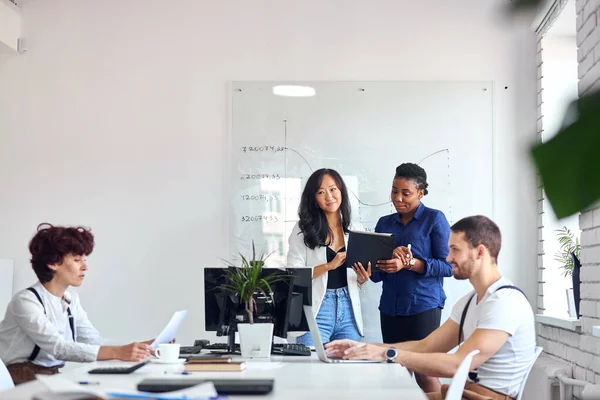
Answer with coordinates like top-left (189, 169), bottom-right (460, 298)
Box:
top-left (531, 91), bottom-right (600, 218)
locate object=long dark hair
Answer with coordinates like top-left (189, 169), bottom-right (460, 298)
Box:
top-left (298, 168), bottom-right (351, 250)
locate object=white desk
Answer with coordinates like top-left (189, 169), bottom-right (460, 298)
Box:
top-left (4, 353), bottom-right (427, 399)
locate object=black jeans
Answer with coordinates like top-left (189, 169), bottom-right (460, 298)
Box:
top-left (380, 307), bottom-right (442, 344)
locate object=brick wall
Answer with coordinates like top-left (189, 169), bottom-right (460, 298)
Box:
top-left (536, 15), bottom-right (544, 312)
top-left (536, 0), bottom-right (600, 397)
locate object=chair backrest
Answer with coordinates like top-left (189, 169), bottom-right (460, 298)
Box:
top-left (0, 358), bottom-right (15, 392)
top-left (516, 346), bottom-right (543, 400)
top-left (446, 349), bottom-right (480, 400)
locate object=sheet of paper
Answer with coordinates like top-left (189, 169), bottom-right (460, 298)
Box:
top-left (107, 382), bottom-right (217, 399)
top-left (36, 375), bottom-right (105, 398)
top-left (244, 361), bottom-right (285, 370)
top-left (150, 309), bottom-right (188, 348)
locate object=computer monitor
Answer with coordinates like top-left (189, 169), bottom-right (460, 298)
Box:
top-left (203, 267), bottom-right (312, 339)
top-left (265, 268), bottom-right (312, 338)
top-left (203, 268), bottom-right (236, 333)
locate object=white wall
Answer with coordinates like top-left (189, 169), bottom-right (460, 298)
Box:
top-left (0, 0), bottom-right (20, 52)
top-left (0, 0), bottom-right (538, 345)
top-left (0, 259), bottom-right (13, 318)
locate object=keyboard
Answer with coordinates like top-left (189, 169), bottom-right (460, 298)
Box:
top-left (88, 360), bottom-right (150, 374)
top-left (204, 343), bottom-right (235, 350)
top-left (204, 342), bottom-right (311, 356)
top-left (272, 343), bottom-right (311, 356)
top-left (180, 345), bottom-right (204, 354)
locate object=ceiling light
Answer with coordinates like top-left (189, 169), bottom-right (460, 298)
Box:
top-left (272, 85), bottom-right (316, 97)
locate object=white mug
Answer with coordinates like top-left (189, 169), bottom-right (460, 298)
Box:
top-left (155, 343), bottom-right (180, 361)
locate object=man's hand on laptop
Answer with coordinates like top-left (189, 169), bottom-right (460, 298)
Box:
top-left (342, 343), bottom-right (386, 361)
top-left (325, 339), bottom-right (384, 361)
top-left (324, 339), bottom-right (359, 358)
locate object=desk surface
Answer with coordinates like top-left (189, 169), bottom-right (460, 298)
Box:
top-left (4, 353), bottom-right (427, 399)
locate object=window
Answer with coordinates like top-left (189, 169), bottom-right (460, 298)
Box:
top-left (539, 0), bottom-right (580, 318)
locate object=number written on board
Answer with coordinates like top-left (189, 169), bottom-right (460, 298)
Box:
top-left (240, 215), bottom-right (280, 223)
top-left (241, 194), bottom-right (280, 201)
top-left (241, 146), bottom-right (285, 153)
top-left (240, 174), bottom-right (281, 180)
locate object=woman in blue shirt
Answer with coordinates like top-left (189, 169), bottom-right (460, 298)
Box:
top-left (370, 163), bottom-right (452, 392)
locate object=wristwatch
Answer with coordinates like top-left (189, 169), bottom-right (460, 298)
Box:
top-left (407, 257), bottom-right (416, 270)
top-left (385, 347), bottom-right (398, 363)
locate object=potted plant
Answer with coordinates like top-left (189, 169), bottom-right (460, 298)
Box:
top-left (554, 226), bottom-right (581, 318)
top-left (219, 242), bottom-right (287, 358)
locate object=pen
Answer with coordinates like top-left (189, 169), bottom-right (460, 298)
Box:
top-left (78, 381), bottom-right (101, 385)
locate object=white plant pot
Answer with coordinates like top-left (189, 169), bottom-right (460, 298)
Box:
top-left (566, 288), bottom-right (577, 318)
top-left (237, 323), bottom-right (273, 358)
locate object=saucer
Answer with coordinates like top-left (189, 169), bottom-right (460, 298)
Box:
top-left (150, 358), bottom-right (186, 364)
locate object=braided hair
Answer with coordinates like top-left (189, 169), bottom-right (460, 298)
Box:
top-left (394, 163), bottom-right (429, 195)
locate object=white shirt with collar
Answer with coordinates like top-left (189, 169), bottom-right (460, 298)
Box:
top-left (450, 276), bottom-right (536, 398)
top-left (0, 281), bottom-right (103, 367)
top-left (286, 221), bottom-right (364, 340)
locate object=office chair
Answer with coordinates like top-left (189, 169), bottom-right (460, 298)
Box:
top-left (445, 349), bottom-right (480, 400)
top-left (516, 346), bottom-right (543, 400)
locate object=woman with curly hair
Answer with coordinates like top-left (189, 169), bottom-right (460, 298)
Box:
top-left (0, 223), bottom-right (154, 385)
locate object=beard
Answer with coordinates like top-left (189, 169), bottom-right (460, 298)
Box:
top-left (452, 259), bottom-right (474, 280)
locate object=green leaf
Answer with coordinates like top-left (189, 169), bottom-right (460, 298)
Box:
top-left (217, 240), bottom-right (291, 323)
top-left (509, 0), bottom-right (542, 10)
top-left (552, 226), bottom-right (580, 277)
top-left (531, 91), bottom-right (600, 218)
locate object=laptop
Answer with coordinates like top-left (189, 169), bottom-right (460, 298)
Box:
top-left (137, 378), bottom-right (274, 395)
top-left (303, 305), bottom-right (380, 364)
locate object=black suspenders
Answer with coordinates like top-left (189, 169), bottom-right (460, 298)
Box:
top-left (27, 287), bottom-right (75, 361)
top-left (457, 285), bottom-right (527, 382)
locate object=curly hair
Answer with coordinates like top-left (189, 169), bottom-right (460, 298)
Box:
top-left (298, 169), bottom-right (351, 250)
top-left (395, 163), bottom-right (429, 196)
top-left (29, 223), bottom-right (95, 283)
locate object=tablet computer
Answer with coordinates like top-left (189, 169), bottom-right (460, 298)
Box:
top-left (346, 230), bottom-right (394, 268)
top-left (137, 378), bottom-right (274, 395)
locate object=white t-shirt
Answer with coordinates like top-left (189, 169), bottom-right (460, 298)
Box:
top-left (0, 281), bottom-right (103, 367)
top-left (450, 277), bottom-right (536, 398)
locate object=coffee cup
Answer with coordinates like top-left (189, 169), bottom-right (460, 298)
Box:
top-left (154, 343), bottom-right (180, 362)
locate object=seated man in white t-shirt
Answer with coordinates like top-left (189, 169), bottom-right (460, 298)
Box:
top-left (325, 215), bottom-right (536, 400)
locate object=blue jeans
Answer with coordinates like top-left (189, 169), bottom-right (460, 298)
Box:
top-left (296, 287), bottom-right (361, 346)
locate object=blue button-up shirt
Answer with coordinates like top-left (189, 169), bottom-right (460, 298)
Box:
top-left (370, 203), bottom-right (453, 316)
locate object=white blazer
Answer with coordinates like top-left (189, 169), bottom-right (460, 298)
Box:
top-left (286, 221), bottom-right (364, 339)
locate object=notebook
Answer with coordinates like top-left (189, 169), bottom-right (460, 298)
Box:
top-left (186, 355), bottom-right (232, 364)
top-left (346, 230), bottom-right (394, 268)
top-left (184, 361), bottom-right (246, 371)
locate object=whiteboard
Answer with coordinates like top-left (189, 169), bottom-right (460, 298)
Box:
top-left (229, 81), bottom-right (493, 342)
